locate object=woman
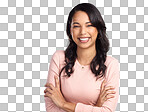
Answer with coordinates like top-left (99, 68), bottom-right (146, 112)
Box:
top-left (44, 3), bottom-right (119, 112)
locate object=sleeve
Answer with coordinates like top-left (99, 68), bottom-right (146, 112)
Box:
top-left (75, 59), bottom-right (120, 112)
top-left (44, 51), bottom-right (66, 112)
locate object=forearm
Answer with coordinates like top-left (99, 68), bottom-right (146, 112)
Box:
top-left (61, 101), bottom-right (76, 112)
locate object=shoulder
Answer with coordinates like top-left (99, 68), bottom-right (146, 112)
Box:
top-left (104, 56), bottom-right (120, 84)
top-left (53, 50), bottom-right (65, 58)
top-left (52, 50), bottom-right (65, 65)
top-left (105, 55), bottom-right (119, 66)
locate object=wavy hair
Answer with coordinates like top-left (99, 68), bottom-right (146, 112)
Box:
top-left (59, 3), bottom-right (109, 80)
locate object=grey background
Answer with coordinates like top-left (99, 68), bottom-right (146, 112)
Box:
top-left (0, 0), bottom-right (148, 111)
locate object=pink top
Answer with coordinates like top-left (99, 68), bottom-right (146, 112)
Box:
top-left (45, 50), bottom-right (120, 112)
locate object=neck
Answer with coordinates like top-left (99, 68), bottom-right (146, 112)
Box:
top-left (76, 46), bottom-right (96, 65)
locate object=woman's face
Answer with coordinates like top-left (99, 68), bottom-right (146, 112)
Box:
top-left (70, 11), bottom-right (98, 49)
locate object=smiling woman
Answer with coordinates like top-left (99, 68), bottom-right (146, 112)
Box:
top-left (71, 11), bottom-right (98, 50)
top-left (44, 3), bottom-right (119, 112)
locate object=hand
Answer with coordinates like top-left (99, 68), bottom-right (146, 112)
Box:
top-left (44, 75), bottom-right (66, 108)
top-left (96, 80), bottom-right (116, 107)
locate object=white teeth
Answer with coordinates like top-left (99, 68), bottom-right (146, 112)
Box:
top-left (79, 38), bottom-right (89, 41)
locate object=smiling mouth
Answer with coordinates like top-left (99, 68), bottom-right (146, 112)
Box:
top-left (78, 37), bottom-right (91, 40)
top-left (78, 37), bottom-right (90, 43)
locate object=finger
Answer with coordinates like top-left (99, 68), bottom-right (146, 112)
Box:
top-left (44, 88), bottom-right (47, 93)
top-left (104, 95), bottom-right (115, 101)
top-left (101, 87), bottom-right (115, 97)
top-left (106, 95), bottom-right (115, 99)
top-left (45, 83), bottom-right (55, 90)
top-left (44, 87), bottom-right (50, 93)
top-left (44, 92), bottom-right (51, 97)
top-left (45, 83), bottom-right (50, 87)
top-left (54, 75), bottom-right (60, 89)
top-left (104, 86), bottom-right (115, 91)
top-left (45, 83), bottom-right (52, 88)
top-left (44, 88), bottom-right (53, 94)
top-left (104, 91), bottom-right (116, 97)
top-left (100, 80), bottom-right (106, 91)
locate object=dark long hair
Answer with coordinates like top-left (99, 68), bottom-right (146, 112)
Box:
top-left (59, 3), bottom-right (109, 80)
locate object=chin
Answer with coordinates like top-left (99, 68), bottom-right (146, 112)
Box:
top-left (77, 45), bottom-right (91, 49)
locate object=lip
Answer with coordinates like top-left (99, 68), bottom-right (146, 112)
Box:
top-left (78, 37), bottom-right (90, 39)
top-left (78, 37), bottom-right (90, 43)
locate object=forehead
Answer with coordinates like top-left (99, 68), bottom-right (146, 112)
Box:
top-left (72, 11), bottom-right (90, 22)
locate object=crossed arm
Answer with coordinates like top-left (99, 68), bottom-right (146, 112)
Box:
top-left (44, 51), bottom-right (119, 112)
top-left (44, 75), bottom-right (116, 112)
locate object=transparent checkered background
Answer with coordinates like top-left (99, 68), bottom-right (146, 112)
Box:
top-left (0, 0), bottom-right (148, 111)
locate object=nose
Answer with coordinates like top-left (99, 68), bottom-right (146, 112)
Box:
top-left (80, 26), bottom-right (87, 35)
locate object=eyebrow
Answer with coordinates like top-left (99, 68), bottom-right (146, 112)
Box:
top-left (72, 22), bottom-right (91, 25)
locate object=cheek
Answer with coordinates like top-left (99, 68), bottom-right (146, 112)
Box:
top-left (90, 29), bottom-right (98, 37)
top-left (94, 29), bottom-right (98, 36)
top-left (71, 29), bottom-right (79, 37)
top-left (70, 28), bottom-right (73, 36)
